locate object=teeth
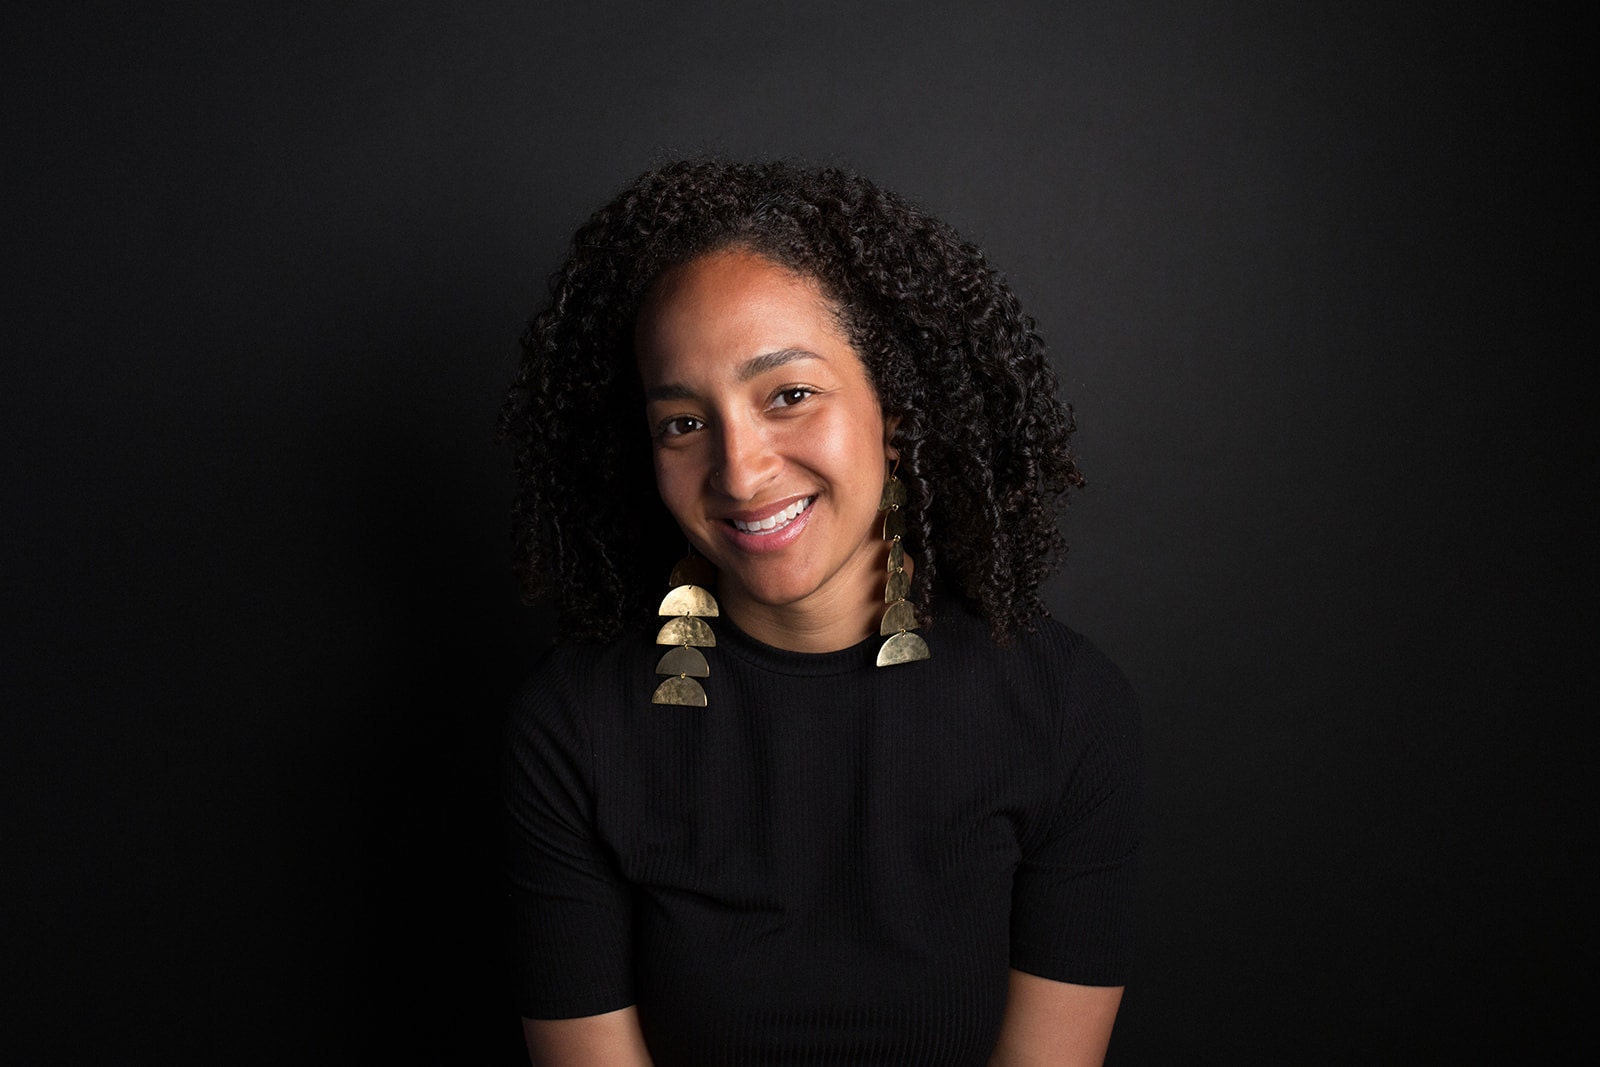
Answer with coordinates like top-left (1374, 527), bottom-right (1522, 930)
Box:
top-left (733, 497), bottom-right (811, 535)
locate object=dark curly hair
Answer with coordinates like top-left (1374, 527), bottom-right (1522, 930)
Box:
top-left (499, 159), bottom-right (1084, 643)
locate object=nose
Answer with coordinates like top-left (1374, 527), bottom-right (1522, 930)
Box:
top-left (711, 416), bottom-right (780, 501)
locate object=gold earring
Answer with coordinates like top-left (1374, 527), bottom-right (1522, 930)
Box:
top-left (876, 464), bottom-right (929, 667)
top-left (652, 549), bottom-right (718, 706)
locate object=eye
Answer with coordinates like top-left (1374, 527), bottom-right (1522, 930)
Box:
top-left (772, 386), bottom-right (817, 409)
top-left (657, 414), bottom-right (705, 438)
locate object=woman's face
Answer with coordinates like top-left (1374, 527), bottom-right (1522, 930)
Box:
top-left (635, 249), bottom-right (898, 636)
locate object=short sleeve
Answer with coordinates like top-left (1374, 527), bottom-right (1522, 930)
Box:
top-left (1009, 635), bottom-right (1143, 986)
top-left (504, 653), bottom-right (635, 1019)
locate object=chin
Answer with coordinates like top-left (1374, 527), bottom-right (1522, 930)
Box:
top-left (731, 577), bottom-right (816, 609)
top-left (715, 562), bottom-right (820, 609)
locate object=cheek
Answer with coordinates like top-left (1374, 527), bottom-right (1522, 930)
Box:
top-left (651, 452), bottom-right (692, 514)
top-left (646, 454), bottom-right (678, 508)
top-left (807, 411), bottom-right (889, 495)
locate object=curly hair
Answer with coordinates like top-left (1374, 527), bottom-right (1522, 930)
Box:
top-left (499, 160), bottom-right (1085, 643)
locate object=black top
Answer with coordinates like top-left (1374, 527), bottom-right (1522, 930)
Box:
top-left (505, 601), bottom-right (1142, 1066)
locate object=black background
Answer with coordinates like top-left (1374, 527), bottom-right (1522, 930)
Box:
top-left (5, 2), bottom-right (1586, 1062)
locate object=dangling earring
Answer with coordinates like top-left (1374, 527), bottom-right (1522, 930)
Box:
top-left (876, 462), bottom-right (930, 667)
top-left (652, 548), bottom-right (718, 706)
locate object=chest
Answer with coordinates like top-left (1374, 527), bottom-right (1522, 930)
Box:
top-left (590, 674), bottom-right (1061, 948)
top-left (585, 649), bottom-right (1062, 1063)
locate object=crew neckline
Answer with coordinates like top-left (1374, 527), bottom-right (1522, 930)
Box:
top-left (712, 613), bottom-right (883, 677)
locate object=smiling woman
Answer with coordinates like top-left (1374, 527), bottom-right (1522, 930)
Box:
top-left (499, 161), bottom-right (1141, 1066)
top-left (636, 250), bottom-right (899, 652)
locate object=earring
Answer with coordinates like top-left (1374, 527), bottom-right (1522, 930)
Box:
top-left (876, 466), bottom-right (930, 667)
top-left (652, 549), bottom-right (718, 706)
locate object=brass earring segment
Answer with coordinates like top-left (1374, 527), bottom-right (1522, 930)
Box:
top-left (653, 556), bottom-right (720, 706)
top-left (652, 675), bottom-right (707, 706)
top-left (669, 554), bottom-right (717, 589)
top-left (656, 644), bottom-right (709, 677)
top-left (656, 616), bottom-right (715, 647)
top-left (876, 473), bottom-right (930, 667)
top-left (879, 631), bottom-right (930, 665)
top-left (880, 601), bottom-right (917, 635)
top-left (658, 584), bottom-right (718, 617)
top-left (882, 508), bottom-right (906, 541)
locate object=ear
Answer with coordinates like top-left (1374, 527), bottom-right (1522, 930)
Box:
top-left (882, 413), bottom-right (902, 459)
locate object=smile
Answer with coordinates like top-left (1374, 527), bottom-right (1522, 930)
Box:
top-left (730, 497), bottom-right (813, 535)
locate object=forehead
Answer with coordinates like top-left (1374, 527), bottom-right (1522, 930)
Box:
top-left (635, 250), bottom-right (853, 378)
top-left (645, 247), bottom-right (829, 316)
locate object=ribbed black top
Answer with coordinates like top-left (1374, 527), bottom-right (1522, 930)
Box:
top-left (505, 602), bottom-right (1141, 1066)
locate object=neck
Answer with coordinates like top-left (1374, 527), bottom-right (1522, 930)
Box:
top-left (720, 544), bottom-right (912, 654)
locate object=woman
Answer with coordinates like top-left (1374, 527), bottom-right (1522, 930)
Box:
top-left (500, 160), bottom-right (1141, 1065)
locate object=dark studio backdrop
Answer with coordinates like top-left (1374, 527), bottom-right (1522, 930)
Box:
top-left (4, 1), bottom-right (1586, 1062)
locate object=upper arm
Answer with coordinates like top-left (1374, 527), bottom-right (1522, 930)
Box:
top-left (1011, 634), bottom-right (1143, 985)
top-left (523, 1006), bottom-right (654, 1067)
top-left (1001, 635), bottom-right (1139, 1065)
top-left (988, 969), bottom-right (1124, 1067)
top-left (505, 667), bottom-right (635, 1019)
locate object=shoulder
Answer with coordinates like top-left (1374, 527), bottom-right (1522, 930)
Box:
top-left (1019, 618), bottom-right (1141, 787)
top-left (505, 632), bottom-right (654, 751)
top-left (937, 602), bottom-right (1139, 732)
top-left (512, 635), bottom-right (640, 699)
top-left (1029, 617), bottom-right (1140, 735)
top-left (1013, 619), bottom-right (1142, 852)
top-left (945, 606), bottom-right (1143, 830)
top-left (503, 631), bottom-right (659, 823)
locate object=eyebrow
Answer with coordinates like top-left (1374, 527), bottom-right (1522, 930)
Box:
top-left (643, 348), bottom-right (823, 402)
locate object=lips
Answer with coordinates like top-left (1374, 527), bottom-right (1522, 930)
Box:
top-left (729, 496), bottom-right (812, 534)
